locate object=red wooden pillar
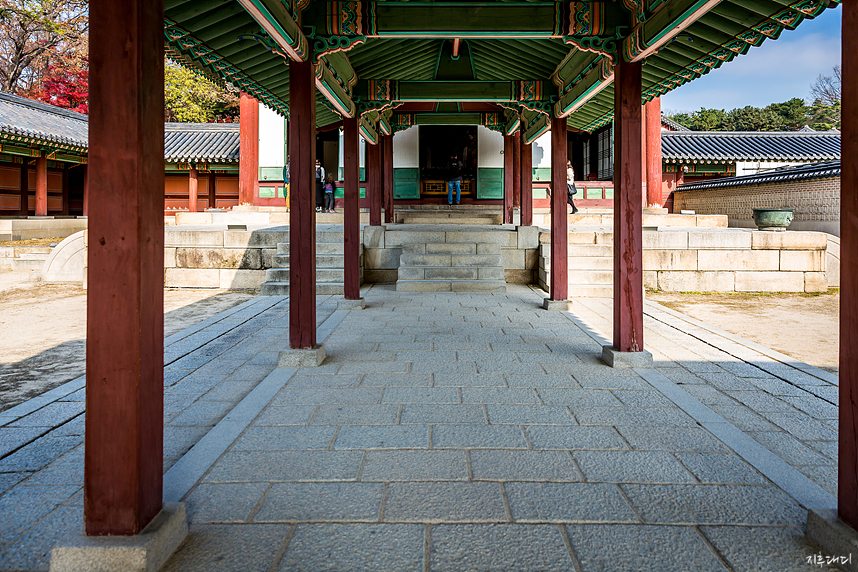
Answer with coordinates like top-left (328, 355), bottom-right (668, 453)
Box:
top-left (503, 134), bottom-right (513, 223)
top-left (35, 157), bottom-right (48, 216)
top-left (289, 59), bottom-right (317, 350)
top-left (383, 134), bottom-right (394, 223)
top-left (549, 115), bottom-right (568, 301)
top-left (520, 132), bottom-right (533, 227)
top-left (19, 162), bottom-right (28, 216)
top-left (645, 98), bottom-right (663, 207)
top-left (840, 0), bottom-right (858, 530)
top-left (343, 116), bottom-right (361, 299)
top-left (61, 166), bottom-right (69, 215)
top-left (239, 91), bottom-right (259, 206)
top-left (188, 165), bottom-right (198, 213)
top-left (612, 58), bottom-right (644, 353)
top-left (367, 139), bottom-right (381, 226)
top-left (86, 0), bottom-right (164, 535)
top-left (82, 164), bottom-right (89, 217)
top-left (512, 134), bottom-right (521, 211)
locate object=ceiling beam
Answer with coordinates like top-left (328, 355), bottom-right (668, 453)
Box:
top-left (623, 0), bottom-right (724, 62)
top-left (237, 0), bottom-right (308, 61)
top-left (555, 59), bottom-right (613, 117)
top-left (354, 80), bottom-right (551, 104)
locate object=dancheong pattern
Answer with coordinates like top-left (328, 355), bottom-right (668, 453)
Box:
top-left (327, 2), bottom-right (377, 36)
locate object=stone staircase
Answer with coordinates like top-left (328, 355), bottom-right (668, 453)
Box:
top-left (260, 229), bottom-right (362, 295)
top-left (396, 240), bottom-right (506, 293)
top-left (11, 252), bottom-right (50, 271)
top-left (539, 243), bottom-right (613, 298)
top-left (394, 205), bottom-right (504, 226)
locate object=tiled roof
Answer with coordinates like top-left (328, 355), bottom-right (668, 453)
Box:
top-left (660, 116), bottom-right (690, 132)
top-left (676, 160), bottom-right (840, 192)
top-left (0, 91), bottom-right (88, 149)
top-left (662, 131), bottom-right (840, 162)
top-left (164, 123), bottom-right (239, 162)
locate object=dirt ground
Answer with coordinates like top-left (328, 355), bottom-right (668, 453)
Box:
top-left (647, 290), bottom-right (839, 374)
top-left (0, 268), bottom-right (255, 412)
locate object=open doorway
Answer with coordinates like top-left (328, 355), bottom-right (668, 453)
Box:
top-left (419, 125), bottom-right (477, 199)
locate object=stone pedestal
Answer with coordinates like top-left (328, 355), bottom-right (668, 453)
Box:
top-left (806, 509), bottom-right (858, 572)
top-left (50, 503), bottom-right (188, 572)
top-left (542, 299), bottom-right (571, 311)
top-left (601, 346), bottom-right (653, 368)
top-left (338, 298), bottom-right (366, 310)
top-left (279, 344), bottom-right (326, 367)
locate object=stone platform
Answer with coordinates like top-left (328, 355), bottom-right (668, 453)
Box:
top-left (0, 285), bottom-right (843, 571)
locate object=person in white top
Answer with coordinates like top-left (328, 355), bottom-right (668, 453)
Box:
top-left (566, 160), bottom-right (579, 214)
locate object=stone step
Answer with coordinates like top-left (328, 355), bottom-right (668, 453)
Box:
top-left (398, 266), bottom-right (506, 281)
top-left (271, 254), bottom-right (346, 269)
top-left (260, 282), bottom-right (345, 296)
top-left (568, 285), bottom-right (613, 298)
top-left (402, 215), bottom-right (501, 225)
top-left (568, 270), bottom-right (613, 285)
top-left (543, 256), bottom-right (613, 271)
top-left (11, 257), bottom-right (47, 271)
top-left (266, 268), bottom-right (346, 282)
top-left (395, 279), bottom-right (507, 293)
top-left (276, 239), bottom-right (345, 255)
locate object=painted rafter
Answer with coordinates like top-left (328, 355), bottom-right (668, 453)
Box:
top-left (236, 0), bottom-right (309, 61)
top-left (623, 0), bottom-right (726, 62)
top-left (522, 109), bottom-right (550, 144)
top-left (554, 57), bottom-right (613, 118)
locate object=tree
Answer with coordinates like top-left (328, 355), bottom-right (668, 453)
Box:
top-left (164, 59), bottom-right (239, 123)
top-left (36, 49), bottom-right (87, 112)
top-left (766, 98), bottom-right (809, 131)
top-left (0, 0), bottom-right (88, 94)
top-left (725, 105), bottom-right (783, 131)
top-left (810, 65), bottom-right (841, 107)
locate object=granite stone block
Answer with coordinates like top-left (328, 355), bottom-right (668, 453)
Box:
top-left (506, 482), bottom-right (638, 523)
top-left (255, 483), bottom-right (384, 522)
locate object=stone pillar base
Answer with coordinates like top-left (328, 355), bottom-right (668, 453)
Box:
top-left (337, 298), bottom-right (366, 310)
top-left (279, 344), bottom-right (326, 367)
top-left (806, 509), bottom-right (858, 572)
top-left (601, 346), bottom-right (653, 368)
top-left (542, 299), bottom-right (571, 311)
top-left (50, 503), bottom-right (188, 572)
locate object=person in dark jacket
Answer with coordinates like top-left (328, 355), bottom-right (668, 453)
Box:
top-left (315, 159), bottom-right (325, 212)
top-left (446, 153), bottom-right (463, 205)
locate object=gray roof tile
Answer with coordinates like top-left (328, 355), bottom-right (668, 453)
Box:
top-left (676, 161), bottom-right (840, 192)
top-left (662, 131), bottom-right (840, 162)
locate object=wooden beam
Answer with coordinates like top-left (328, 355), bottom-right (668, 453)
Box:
top-left (237, 0), bottom-right (309, 62)
top-left (86, 0), bottom-right (164, 535)
top-left (356, 80), bottom-right (551, 103)
top-left (34, 157), bottom-right (47, 216)
top-left (239, 92), bottom-right (259, 205)
top-left (360, 114), bottom-right (379, 145)
top-left (504, 109), bottom-right (521, 135)
top-left (840, 0), bottom-right (858, 530)
top-left (522, 112), bottom-right (550, 145)
top-left (289, 58), bottom-right (317, 350)
top-left (623, 0), bottom-right (724, 62)
top-left (315, 58), bottom-right (356, 118)
top-left (343, 115), bottom-right (361, 300)
top-left (549, 114), bottom-right (568, 301)
top-left (612, 57), bottom-right (644, 353)
top-left (555, 59), bottom-right (613, 117)
top-left (521, 132), bottom-right (533, 227)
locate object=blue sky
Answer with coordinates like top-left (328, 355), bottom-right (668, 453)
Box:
top-left (660, 5), bottom-right (841, 113)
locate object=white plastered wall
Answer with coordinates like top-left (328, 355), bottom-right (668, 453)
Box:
top-left (532, 131), bottom-right (551, 169)
top-left (393, 127), bottom-right (420, 168)
top-left (477, 125), bottom-right (504, 168)
top-left (258, 104), bottom-right (285, 168)
top-left (338, 130), bottom-right (368, 175)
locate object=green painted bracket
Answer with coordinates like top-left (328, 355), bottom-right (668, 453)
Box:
top-left (237, 0), bottom-right (309, 61)
top-left (315, 58), bottom-right (356, 117)
top-left (523, 113), bottom-right (550, 144)
top-left (554, 58), bottom-right (613, 118)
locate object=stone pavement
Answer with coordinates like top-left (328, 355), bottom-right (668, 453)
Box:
top-left (0, 284), bottom-right (845, 571)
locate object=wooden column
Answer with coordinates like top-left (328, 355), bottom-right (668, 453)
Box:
top-left (288, 59), bottom-right (317, 350)
top-left (239, 91), bottom-right (259, 206)
top-left (383, 134), bottom-right (394, 224)
top-left (645, 98), bottom-right (663, 207)
top-left (520, 132), bottom-right (533, 227)
top-left (503, 134), bottom-right (513, 223)
top-left (549, 115), bottom-right (568, 301)
top-left (188, 165), bottom-right (198, 213)
top-left (82, 164), bottom-right (88, 217)
top-left (19, 162), bottom-right (28, 216)
top-left (612, 58), bottom-right (645, 353)
top-left (343, 116), bottom-right (361, 299)
top-left (86, 0), bottom-right (164, 535)
top-left (512, 134), bottom-right (521, 211)
top-left (61, 166), bottom-right (69, 215)
top-left (35, 157), bottom-right (48, 216)
top-left (840, 0), bottom-right (858, 530)
top-left (367, 140), bottom-right (381, 226)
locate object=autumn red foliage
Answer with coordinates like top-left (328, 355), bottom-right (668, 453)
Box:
top-left (36, 56), bottom-right (88, 114)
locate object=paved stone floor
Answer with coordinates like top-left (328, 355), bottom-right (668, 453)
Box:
top-left (0, 284), bottom-right (845, 571)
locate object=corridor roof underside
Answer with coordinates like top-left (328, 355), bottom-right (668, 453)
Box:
top-left (163, 0), bottom-right (840, 133)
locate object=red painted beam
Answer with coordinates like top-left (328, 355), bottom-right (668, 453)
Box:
top-left (343, 116), bottom-right (361, 299)
top-left (367, 139), bottom-right (381, 226)
top-left (86, 0), bottom-right (164, 535)
top-left (550, 115), bottom-right (568, 301)
top-left (383, 134), bottom-right (394, 224)
top-left (35, 157), bottom-right (47, 216)
top-left (840, 0), bottom-right (858, 530)
top-left (520, 133), bottom-right (532, 227)
top-left (289, 59), bottom-right (317, 350)
top-left (188, 166), bottom-right (198, 213)
top-left (503, 134), bottom-right (513, 224)
top-left (452, 38), bottom-right (461, 58)
top-left (239, 92), bottom-right (259, 206)
top-left (645, 98), bottom-right (663, 207)
top-left (613, 58), bottom-right (644, 353)
top-left (512, 134), bottom-right (521, 210)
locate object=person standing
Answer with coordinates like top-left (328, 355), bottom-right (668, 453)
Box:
top-left (566, 160), bottom-right (579, 214)
top-left (323, 173), bottom-right (336, 213)
top-left (315, 159), bottom-right (325, 213)
top-left (446, 153), bottom-right (463, 205)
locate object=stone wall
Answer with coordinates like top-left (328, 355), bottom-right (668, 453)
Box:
top-left (673, 176), bottom-right (841, 237)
